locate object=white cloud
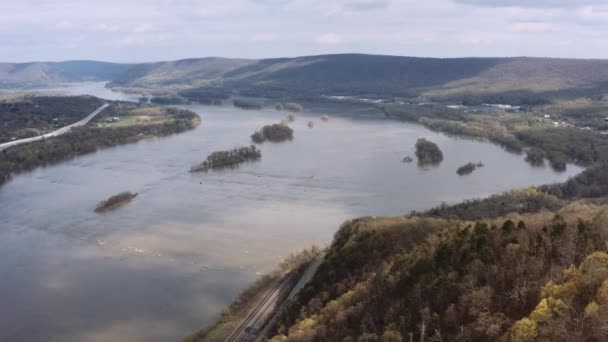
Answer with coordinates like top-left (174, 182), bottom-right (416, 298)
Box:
top-left (89, 23), bottom-right (121, 33)
top-left (343, 0), bottom-right (389, 11)
top-left (315, 33), bottom-right (346, 44)
top-left (133, 24), bottom-right (156, 33)
top-left (455, 0), bottom-right (605, 8)
top-left (250, 33), bottom-right (279, 42)
top-left (0, 0), bottom-right (607, 61)
top-left (577, 5), bottom-right (608, 21)
top-left (510, 22), bottom-right (556, 33)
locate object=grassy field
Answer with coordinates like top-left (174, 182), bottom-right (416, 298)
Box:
top-left (93, 104), bottom-right (179, 128)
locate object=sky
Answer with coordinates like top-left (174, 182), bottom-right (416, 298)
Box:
top-left (1, 0), bottom-right (608, 62)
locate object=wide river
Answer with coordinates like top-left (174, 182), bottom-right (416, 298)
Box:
top-left (0, 83), bottom-right (583, 341)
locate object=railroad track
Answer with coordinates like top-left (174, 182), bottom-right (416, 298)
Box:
top-left (225, 275), bottom-right (292, 342)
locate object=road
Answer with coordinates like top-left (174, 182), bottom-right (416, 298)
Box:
top-left (225, 255), bottom-right (324, 342)
top-left (0, 103), bottom-right (109, 152)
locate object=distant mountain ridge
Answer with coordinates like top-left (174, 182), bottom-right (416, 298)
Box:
top-left (109, 57), bottom-right (255, 88)
top-left (106, 54), bottom-right (608, 101)
top-left (4, 54), bottom-right (608, 102)
top-left (0, 60), bottom-right (131, 85)
top-left (108, 54), bottom-right (510, 93)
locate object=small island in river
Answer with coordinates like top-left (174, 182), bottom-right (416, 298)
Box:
top-left (415, 138), bottom-right (443, 166)
top-left (95, 192), bottom-right (137, 213)
top-left (251, 124), bottom-right (294, 143)
top-left (190, 145), bottom-right (261, 172)
top-left (456, 161), bottom-right (485, 175)
top-left (275, 102), bottom-right (303, 112)
top-left (233, 99), bottom-right (263, 110)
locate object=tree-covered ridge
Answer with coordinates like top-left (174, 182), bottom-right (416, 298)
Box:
top-left (107, 55), bottom-right (608, 103)
top-left (0, 60), bottom-right (131, 86)
top-left (267, 202), bottom-right (608, 342)
top-left (417, 162), bottom-right (608, 222)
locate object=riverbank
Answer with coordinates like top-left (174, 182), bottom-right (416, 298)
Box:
top-left (0, 100), bottom-right (200, 186)
top-left (381, 102), bottom-right (608, 172)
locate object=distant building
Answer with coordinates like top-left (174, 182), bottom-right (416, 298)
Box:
top-left (544, 114), bottom-right (551, 118)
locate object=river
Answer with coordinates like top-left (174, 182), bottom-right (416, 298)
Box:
top-left (0, 82), bottom-right (583, 341)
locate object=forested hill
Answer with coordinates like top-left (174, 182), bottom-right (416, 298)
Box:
top-left (0, 61), bottom-right (131, 86)
top-left (6, 55), bottom-right (608, 103)
top-left (107, 54), bottom-right (608, 101)
top-left (110, 55), bottom-right (504, 93)
top-left (266, 174), bottom-right (608, 341)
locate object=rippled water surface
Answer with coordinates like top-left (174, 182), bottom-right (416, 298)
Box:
top-left (0, 83), bottom-right (583, 341)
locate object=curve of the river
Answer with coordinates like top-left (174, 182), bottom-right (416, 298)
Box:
top-left (0, 82), bottom-right (583, 341)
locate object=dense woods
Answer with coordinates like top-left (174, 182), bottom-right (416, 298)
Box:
top-left (502, 251), bottom-right (608, 341)
top-left (540, 162), bottom-right (608, 199)
top-left (421, 188), bottom-right (564, 221)
top-left (525, 148), bottom-right (545, 166)
top-left (0, 95), bottom-right (103, 143)
top-left (515, 128), bottom-right (608, 171)
top-left (0, 104), bottom-right (199, 186)
top-left (268, 202), bottom-right (608, 341)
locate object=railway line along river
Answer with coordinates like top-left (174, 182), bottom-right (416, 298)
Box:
top-left (0, 82), bottom-right (583, 341)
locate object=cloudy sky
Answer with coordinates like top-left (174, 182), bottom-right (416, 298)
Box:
top-left (1, 0), bottom-right (607, 62)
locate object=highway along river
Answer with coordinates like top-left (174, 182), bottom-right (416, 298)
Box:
top-left (0, 82), bottom-right (583, 341)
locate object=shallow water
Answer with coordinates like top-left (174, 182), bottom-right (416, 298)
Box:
top-left (0, 83), bottom-right (583, 341)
